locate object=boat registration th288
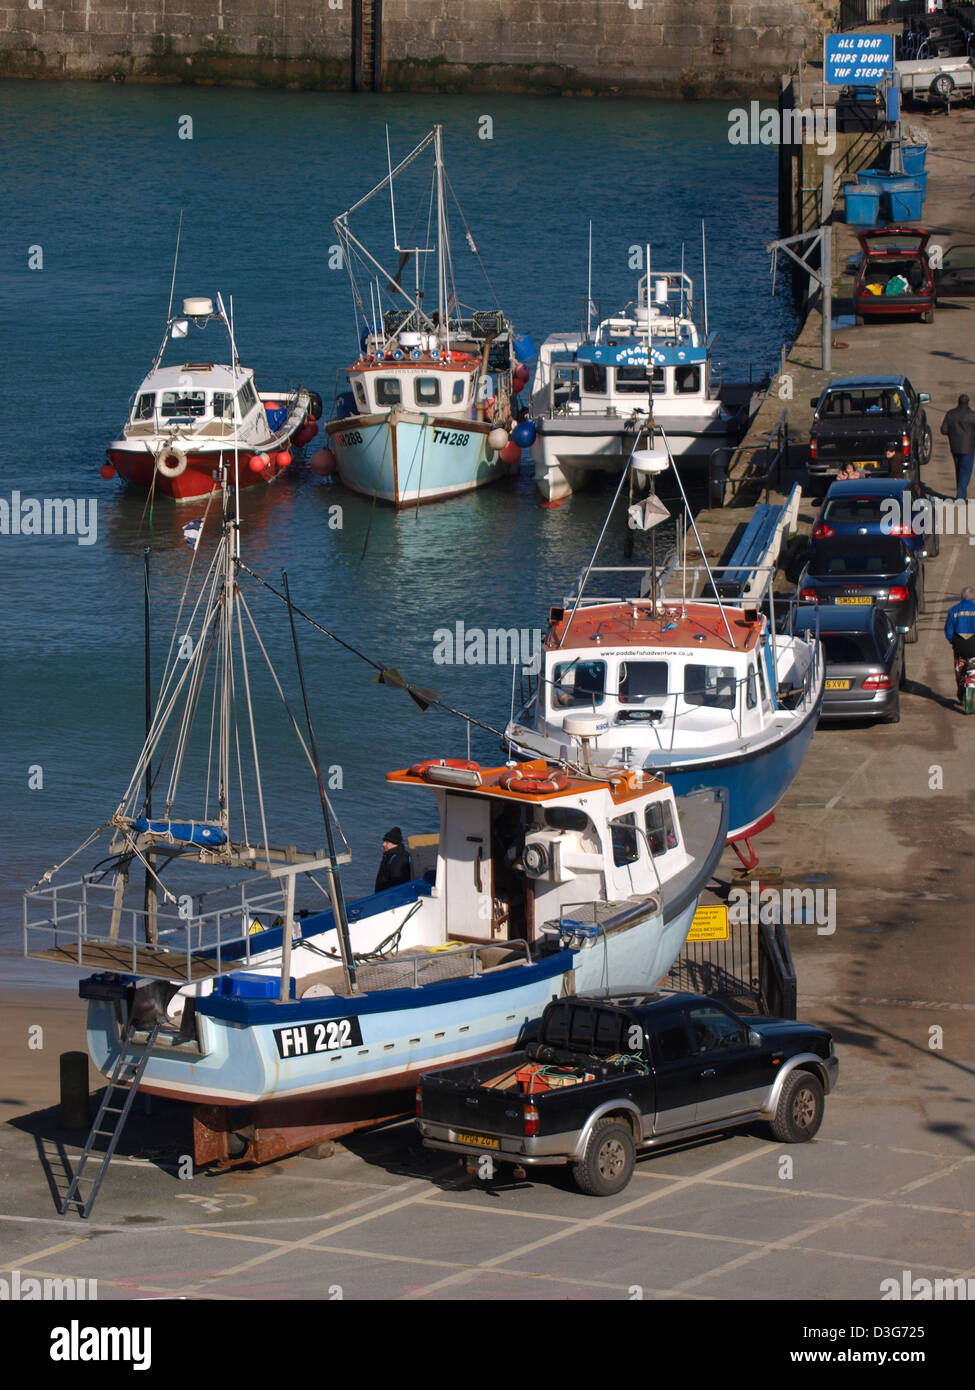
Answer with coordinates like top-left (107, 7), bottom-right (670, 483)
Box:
top-left (273, 1019), bottom-right (363, 1058)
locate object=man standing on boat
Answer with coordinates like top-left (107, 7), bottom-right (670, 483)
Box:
top-left (375, 827), bottom-right (411, 893)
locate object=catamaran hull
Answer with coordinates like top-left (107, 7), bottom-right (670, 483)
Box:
top-left (532, 420), bottom-right (730, 503)
top-left (328, 413), bottom-right (516, 507)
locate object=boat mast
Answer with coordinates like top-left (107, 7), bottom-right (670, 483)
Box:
top-left (434, 124), bottom-right (449, 349)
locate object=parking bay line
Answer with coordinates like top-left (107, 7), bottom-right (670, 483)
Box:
top-left (400, 1144), bottom-right (771, 1300)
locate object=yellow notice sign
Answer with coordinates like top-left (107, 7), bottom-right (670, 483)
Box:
top-left (687, 905), bottom-right (729, 942)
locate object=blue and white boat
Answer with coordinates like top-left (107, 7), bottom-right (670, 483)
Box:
top-left (327, 126), bottom-right (529, 507)
top-left (23, 462), bottom-right (726, 1170)
top-left (529, 262), bottom-right (754, 503)
top-left (505, 455), bottom-right (824, 863)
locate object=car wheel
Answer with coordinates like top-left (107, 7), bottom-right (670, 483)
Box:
top-left (769, 1070), bottom-right (825, 1143)
top-left (919, 423), bottom-right (933, 465)
top-left (921, 309), bottom-right (935, 324)
top-left (572, 1119), bottom-right (636, 1197)
top-left (855, 313), bottom-right (865, 326)
top-left (884, 691), bottom-right (902, 724)
top-left (906, 611), bottom-right (919, 643)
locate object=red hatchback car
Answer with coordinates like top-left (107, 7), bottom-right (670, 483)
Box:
top-left (854, 226), bottom-right (936, 325)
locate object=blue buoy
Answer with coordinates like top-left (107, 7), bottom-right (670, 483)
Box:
top-left (513, 333), bottom-right (537, 364)
top-left (511, 420), bottom-right (536, 448)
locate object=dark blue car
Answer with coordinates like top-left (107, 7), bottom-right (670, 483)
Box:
top-left (811, 477), bottom-right (939, 561)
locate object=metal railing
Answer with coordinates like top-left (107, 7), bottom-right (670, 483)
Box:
top-left (839, 0), bottom-right (926, 28)
top-left (24, 874), bottom-right (291, 983)
top-left (351, 938), bottom-right (533, 992)
top-left (716, 409), bottom-right (791, 507)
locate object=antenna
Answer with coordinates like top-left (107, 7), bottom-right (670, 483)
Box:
top-left (702, 221), bottom-right (709, 342)
top-left (587, 220), bottom-right (593, 341)
top-left (166, 209), bottom-right (183, 322)
top-left (386, 125), bottom-right (402, 251)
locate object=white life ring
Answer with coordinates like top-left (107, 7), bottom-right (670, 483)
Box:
top-left (156, 446), bottom-right (187, 478)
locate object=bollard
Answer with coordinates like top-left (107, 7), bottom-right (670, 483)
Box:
top-left (59, 1052), bottom-right (91, 1130)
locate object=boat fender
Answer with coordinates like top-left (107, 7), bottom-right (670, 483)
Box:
top-left (499, 767), bottom-right (569, 794)
top-left (156, 446), bottom-right (188, 478)
top-left (409, 758), bottom-right (480, 779)
top-left (306, 391), bottom-right (323, 421)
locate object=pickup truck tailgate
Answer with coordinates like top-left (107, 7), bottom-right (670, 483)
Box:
top-left (420, 1054), bottom-right (534, 1140)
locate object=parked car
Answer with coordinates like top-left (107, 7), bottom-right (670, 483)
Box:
top-left (932, 240), bottom-right (975, 296)
top-left (808, 375), bottom-right (933, 485)
top-left (811, 476), bottom-right (939, 559)
top-left (792, 603), bottom-right (905, 723)
top-left (854, 227), bottom-right (936, 324)
top-left (798, 534), bottom-right (924, 643)
top-left (417, 990), bottom-right (838, 1197)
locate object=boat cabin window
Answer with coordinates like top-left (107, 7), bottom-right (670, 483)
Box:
top-left (161, 390), bottom-right (206, 419)
top-left (551, 659), bottom-right (606, 709)
top-left (212, 392), bottom-right (233, 419)
top-left (675, 366), bottom-right (701, 393)
top-left (618, 660), bottom-right (668, 702)
top-left (746, 665), bottom-right (758, 709)
top-left (353, 380), bottom-right (368, 410)
top-left (414, 376), bottom-right (441, 407)
top-left (610, 813), bottom-right (640, 867)
top-left (374, 377), bottom-right (402, 407)
top-left (614, 366), bottom-right (652, 394)
top-left (756, 651), bottom-right (772, 710)
top-left (236, 380), bottom-right (258, 419)
top-left (543, 807), bottom-right (589, 832)
top-left (684, 664), bottom-right (737, 710)
top-left (451, 378), bottom-right (466, 404)
top-left (133, 393), bottom-right (155, 421)
top-left (645, 801), bottom-right (679, 856)
top-left (582, 365), bottom-right (607, 394)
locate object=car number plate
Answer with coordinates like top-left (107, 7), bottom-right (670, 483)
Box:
top-left (859, 460), bottom-right (879, 470)
top-left (456, 1132), bottom-right (500, 1150)
top-left (836, 596), bottom-right (873, 605)
top-left (825, 679), bottom-right (852, 690)
top-left (272, 1017), bottom-right (363, 1058)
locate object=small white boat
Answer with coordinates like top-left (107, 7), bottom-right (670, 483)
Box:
top-left (106, 293), bottom-right (320, 504)
top-left (530, 258), bottom-right (757, 503)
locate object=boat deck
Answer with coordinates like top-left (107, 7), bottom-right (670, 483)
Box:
top-left (28, 942), bottom-right (222, 982)
top-left (296, 943), bottom-right (532, 998)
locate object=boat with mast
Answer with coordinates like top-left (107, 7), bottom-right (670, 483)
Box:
top-left (326, 126), bottom-right (531, 507)
top-left (528, 231), bottom-right (762, 504)
top-left (23, 462), bottom-right (727, 1186)
top-left (106, 288), bottom-right (321, 504)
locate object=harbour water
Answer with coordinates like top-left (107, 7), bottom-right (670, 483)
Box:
top-left (0, 82), bottom-right (798, 950)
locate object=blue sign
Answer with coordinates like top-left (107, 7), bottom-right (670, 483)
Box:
top-left (824, 32), bottom-right (894, 86)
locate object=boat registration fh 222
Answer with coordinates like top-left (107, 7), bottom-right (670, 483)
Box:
top-left (273, 1018), bottom-right (363, 1058)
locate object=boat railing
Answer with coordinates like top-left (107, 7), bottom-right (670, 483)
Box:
top-left (23, 872), bottom-right (297, 983)
top-left (358, 938), bottom-right (534, 992)
top-left (549, 895), bottom-right (658, 947)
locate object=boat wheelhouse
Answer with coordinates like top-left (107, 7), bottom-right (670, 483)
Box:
top-left (529, 266), bottom-right (758, 503)
top-left (327, 127), bottom-right (527, 507)
top-left (107, 295), bottom-right (318, 503)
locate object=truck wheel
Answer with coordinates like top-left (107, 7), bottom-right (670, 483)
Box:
top-left (769, 1070), bottom-right (824, 1143)
top-left (883, 691), bottom-right (901, 724)
top-left (919, 423), bottom-right (933, 464)
top-left (921, 308), bottom-right (935, 325)
top-left (572, 1119), bottom-right (635, 1197)
top-left (907, 613), bottom-right (919, 644)
top-left (932, 73), bottom-right (956, 100)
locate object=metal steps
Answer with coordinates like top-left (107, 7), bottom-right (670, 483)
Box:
top-left (60, 1020), bottom-right (161, 1219)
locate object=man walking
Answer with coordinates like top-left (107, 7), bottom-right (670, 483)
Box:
top-left (944, 585), bottom-right (975, 704)
top-left (940, 394), bottom-right (975, 501)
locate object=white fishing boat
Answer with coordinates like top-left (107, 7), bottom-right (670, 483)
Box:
top-left (23, 464), bottom-right (727, 1181)
top-left (106, 291), bottom-right (320, 503)
top-left (325, 126), bottom-right (534, 507)
top-left (529, 243), bottom-right (760, 504)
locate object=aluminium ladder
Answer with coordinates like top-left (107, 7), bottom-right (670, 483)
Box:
top-left (61, 1019), bottom-right (161, 1218)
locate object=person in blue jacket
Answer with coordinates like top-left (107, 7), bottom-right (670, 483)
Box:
top-left (945, 586), bottom-right (975, 701)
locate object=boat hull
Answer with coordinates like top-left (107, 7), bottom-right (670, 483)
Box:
top-left (328, 413), bottom-right (516, 506)
top-left (532, 418), bottom-right (728, 503)
top-left (108, 446), bottom-right (288, 502)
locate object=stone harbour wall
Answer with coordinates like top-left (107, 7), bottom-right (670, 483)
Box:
top-left (0, 0), bottom-right (826, 95)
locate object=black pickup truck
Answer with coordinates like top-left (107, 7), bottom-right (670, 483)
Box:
top-left (416, 990), bottom-right (838, 1196)
top-left (808, 375), bottom-right (933, 485)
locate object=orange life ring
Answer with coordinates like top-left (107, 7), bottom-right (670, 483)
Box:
top-left (408, 758), bottom-right (480, 779)
top-left (499, 767), bottom-right (569, 794)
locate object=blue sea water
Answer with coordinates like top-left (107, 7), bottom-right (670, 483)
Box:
top-left (0, 82), bottom-right (798, 954)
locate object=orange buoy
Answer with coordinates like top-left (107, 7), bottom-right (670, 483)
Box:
top-left (100, 462), bottom-right (116, 480)
top-left (250, 454), bottom-right (270, 473)
top-left (276, 450), bottom-right (292, 468)
top-left (500, 440), bottom-right (522, 466)
top-left (309, 448), bottom-right (337, 476)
